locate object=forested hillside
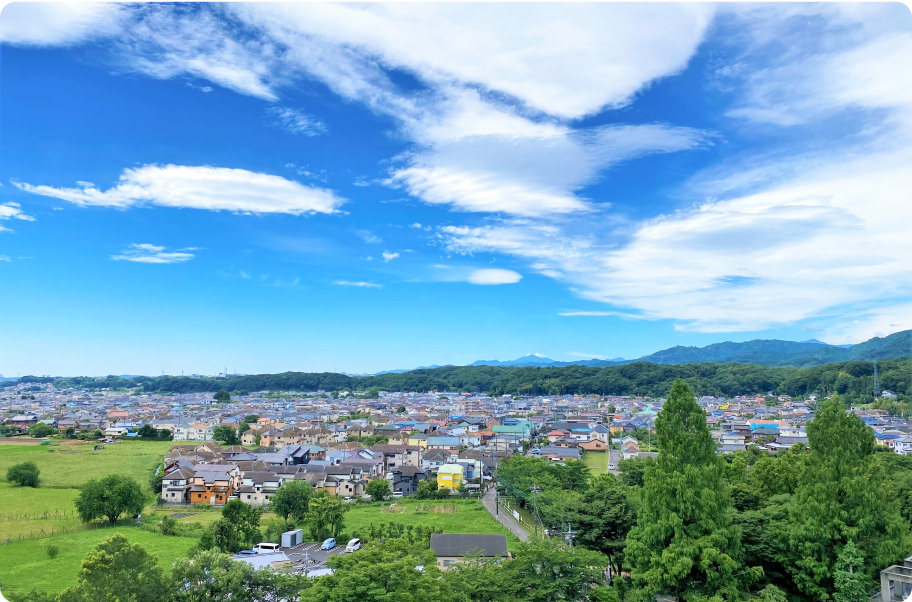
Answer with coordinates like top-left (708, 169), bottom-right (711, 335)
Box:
top-left (9, 358), bottom-right (911, 402)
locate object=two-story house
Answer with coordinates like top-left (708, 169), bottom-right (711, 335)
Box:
top-left (189, 464), bottom-right (240, 505)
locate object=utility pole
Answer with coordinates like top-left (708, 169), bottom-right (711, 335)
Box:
top-left (873, 360), bottom-right (880, 398)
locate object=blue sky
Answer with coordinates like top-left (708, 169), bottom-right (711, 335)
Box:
top-left (1, 3), bottom-right (911, 376)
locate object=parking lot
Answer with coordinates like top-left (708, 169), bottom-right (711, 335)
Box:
top-left (282, 541), bottom-right (350, 574)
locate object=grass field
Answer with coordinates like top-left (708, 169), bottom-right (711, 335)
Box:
top-left (0, 440), bottom-right (186, 489)
top-left (343, 498), bottom-right (520, 548)
top-left (0, 526), bottom-right (197, 599)
top-left (0, 441), bottom-right (199, 542)
top-left (582, 450), bottom-right (609, 475)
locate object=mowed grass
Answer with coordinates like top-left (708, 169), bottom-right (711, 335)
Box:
top-left (582, 450), bottom-right (609, 475)
top-left (0, 526), bottom-right (197, 600)
top-left (0, 440), bottom-right (190, 489)
top-left (344, 498), bottom-right (519, 548)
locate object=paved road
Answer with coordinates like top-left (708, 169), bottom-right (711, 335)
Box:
top-left (481, 486), bottom-right (530, 542)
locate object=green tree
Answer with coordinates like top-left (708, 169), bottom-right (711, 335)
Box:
top-left (7, 461), bottom-right (40, 487)
top-left (28, 422), bottom-right (56, 438)
top-left (210, 517), bottom-right (241, 553)
top-left (243, 414), bottom-right (260, 424)
top-left (787, 397), bottom-right (910, 598)
top-left (300, 538), bottom-right (450, 602)
top-left (57, 534), bottom-right (166, 601)
top-left (833, 542), bottom-right (868, 602)
top-left (308, 491), bottom-right (348, 541)
top-left (503, 538), bottom-right (608, 602)
top-left (269, 479), bottom-right (314, 522)
top-left (213, 390), bottom-right (231, 402)
top-left (169, 547), bottom-right (309, 601)
top-left (75, 475), bottom-right (146, 524)
top-left (568, 473), bottom-right (636, 575)
top-left (221, 498), bottom-right (262, 548)
top-left (616, 456), bottom-right (654, 488)
top-left (212, 425), bottom-right (239, 445)
top-left (137, 424), bottom-right (157, 438)
top-left (366, 478), bottom-right (392, 501)
top-left (625, 379), bottom-right (755, 600)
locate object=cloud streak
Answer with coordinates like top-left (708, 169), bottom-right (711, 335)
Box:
top-left (15, 164), bottom-right (344, 215)
top-left (111, 243), bottom-right (196, 264)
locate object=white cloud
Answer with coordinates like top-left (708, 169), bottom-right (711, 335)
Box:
top-left (381, 251), bottom-right (399, 263)
top-left (231, 3), bottom-right (713, 119)
top-left (111, 243), bottom-right (195, 264)
top-left (467, 269), bottom-right (522, 286)
top-left (0, 3), bottom-right (123, 46)
top-left (267, 107), bottom-right (327, 136)
top-left (15, 164), bottom-right (343, 215)
top-left (0, 255), bottom-right (10, 262)
top-left (442, 150), bottom-right (912, 334)
top-left (0, 202), bottom-right (35, 232)
top-left (333, 280), bottom-right (382, 289)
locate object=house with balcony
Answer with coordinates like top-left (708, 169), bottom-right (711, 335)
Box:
top-left (189, 464), bottom-right (240, 505)
top-left (237, 471), bottom-right (281, 507)
top-left (161, 466), bottom-right (194, 503)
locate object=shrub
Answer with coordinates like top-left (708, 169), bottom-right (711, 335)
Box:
top-left (46, 545), bottom-right (59, 559)
top-left (7, 461), bottom-right (40, 487)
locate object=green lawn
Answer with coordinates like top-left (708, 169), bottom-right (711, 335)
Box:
top-left (0, 440), bottom-right (189, 490)
top-left (582, 450), bottom-right (608, 475)
top-left (0, 526), bottom-right (197, 600)
top-left (343, 498), bottom-right (519, 548)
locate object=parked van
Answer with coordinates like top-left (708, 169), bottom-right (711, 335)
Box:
top-left (253, 542), bottom-right (280, 554)
top-left (345, 538), bottom-right (361, 552)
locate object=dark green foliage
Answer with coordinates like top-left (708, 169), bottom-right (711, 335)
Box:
top-left (625, 379), bottom-right (756, 600)
top-left (169, 547), bottom-right (309, 601)
top-left (28, 422), bottom-right (56, 438)
top-left (307, 491), bottom-right (348, 541)
top-left (300, 538), bottom-right (449, 602)
top-left (213, 390), bottom-right (231, 402)
top-left (75, 475), bottom-right (146, 524)
top-left (833, 542), bottom-right (868, 602)
top-left (212, 425), bottom-right (239, 445)
top-left (787, 397), bottom-right (911, 598)
top-left (7, 460), bottom-right (40, 487)
top-left (57, 534), bottom-right (167, 601)
top-left (46, 545), bottom-right (59, 559)
top-left (9, 356), bottom-right (911, 404)
top-left (269, 479), bottom-right (313, 521)
top-left (617, 456), bottom-right (654, 488)
top-left (366, 478), bottom-right (392, 501)
top-left (567, 474), bottom-right (637, 575)
top-left (499, 538), bottom-right (608, 602)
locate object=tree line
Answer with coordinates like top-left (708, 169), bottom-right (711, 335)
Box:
top-left (8, 357), bottom-right (910, 403)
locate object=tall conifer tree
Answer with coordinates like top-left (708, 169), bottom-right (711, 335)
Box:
top-left (625, 379), bottom-right (755, 600)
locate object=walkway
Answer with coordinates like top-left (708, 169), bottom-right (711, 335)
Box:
top-left (481, 486), bottom-right (530, 542)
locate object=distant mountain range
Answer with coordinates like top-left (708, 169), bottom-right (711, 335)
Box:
top-left (376, 329), bottom-right (911, 373)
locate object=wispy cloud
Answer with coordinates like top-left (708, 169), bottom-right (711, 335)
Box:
top-left (111, 243), bottom-right (196, 264)
top-left (333, 280), bottom-right (382, 289)
top-left (0, 255), bottom-right (11, 262)
top-left (16, 164), bottom-right (344, 215)
top-left (267, 106), bottom-right (327, 136)
top-left (0, 202), bottom-right (36, 232)
top-left (355, 230), bottom-right (382, 244)
top-left (381, 250), bottom-right (399, 262)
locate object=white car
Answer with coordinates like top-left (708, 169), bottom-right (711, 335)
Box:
top-left (345, 538), bottom-right (362, 552)
top-left (343, 496), bottom-right (354, 502)
top-left (253, 542), bottom-right (280, 554)
top-left (392, 491), bottom-right (404, 498)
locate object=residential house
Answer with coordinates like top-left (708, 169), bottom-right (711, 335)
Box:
top-left (388, 466), bottom-right (427, 495)
top-left (161, 466), bottom-right (195, 504)
top-left (437, 463), bottom-right (464, 491)
top-left (189, 465), bottom-right (240, 505)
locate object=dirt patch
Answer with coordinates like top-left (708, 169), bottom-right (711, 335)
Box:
top-left (169, 513), bottom-right (195, 519)
top-left (381, 504), bottom-right (406, 513)
top-left (0, 438), bottom-right (43, 445)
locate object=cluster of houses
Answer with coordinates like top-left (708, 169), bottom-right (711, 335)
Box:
top-left (2, 383), bottom-right (911, 510)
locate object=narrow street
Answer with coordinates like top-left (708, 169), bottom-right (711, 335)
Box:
top-left (481, 486), bottom-right (530, 542)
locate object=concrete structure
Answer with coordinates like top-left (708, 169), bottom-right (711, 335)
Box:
top-left (879, 556), bottom-right (912, 602)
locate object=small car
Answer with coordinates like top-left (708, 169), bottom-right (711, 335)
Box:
top-left (343, 496), bottom-right (353, 502)
top-left (253, 542), bottom-right (280, 554)
top-left (345, 538), bottom-right (362, 552)
top-left (392, 491), bottom-right (404, 498)
top-left (321, 538), bottom-right (336, 550)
